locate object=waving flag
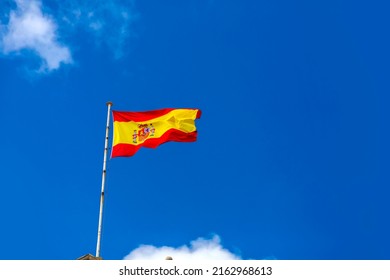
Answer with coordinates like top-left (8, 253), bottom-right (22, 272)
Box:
top-left (111, 108), bottom-right (201, 157)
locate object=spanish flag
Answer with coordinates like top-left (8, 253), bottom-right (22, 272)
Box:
top-left (111, 108), bottom-right (201, 157)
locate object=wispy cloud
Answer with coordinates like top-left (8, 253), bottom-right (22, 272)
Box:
top-left (0, 0), bottom-right (137, 73)
top-left (123, 235), bottom-right (241, 260)
top-left (0, 0), bottom-right (72, 72)
top-left (58, 0), bottom-right (137, 59)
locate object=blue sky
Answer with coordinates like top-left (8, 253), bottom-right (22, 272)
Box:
top-left (0, 0), bottom-right (389, 260)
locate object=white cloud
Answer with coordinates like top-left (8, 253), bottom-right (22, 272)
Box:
top-left (0, 0), bottom-right (72, 72)
top-left (0, 0), bottom-right (136, 73)
top-left (123, 235), bottom-right (241, 260)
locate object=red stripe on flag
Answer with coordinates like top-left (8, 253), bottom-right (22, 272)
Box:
top-left (113, 109), bottom-right (176, 122)
top-left (111, 129), bottom-right (198, 157)
top-left (113, 109), bottom-right (201, 122)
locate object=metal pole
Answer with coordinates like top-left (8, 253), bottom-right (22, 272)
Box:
top-left (96, 101), bottom-right (113, 258)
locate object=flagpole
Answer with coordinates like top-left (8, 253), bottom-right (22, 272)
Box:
top-left (96, 101), bottom-right (113, 258)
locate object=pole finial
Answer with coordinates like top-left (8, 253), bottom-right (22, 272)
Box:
top-left (106, 101), bottom-right (113, 107)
